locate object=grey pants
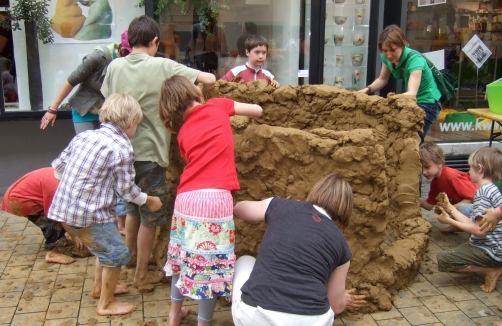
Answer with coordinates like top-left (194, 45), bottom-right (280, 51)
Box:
top-left (73, 120), bottom-right (100, 134)
top-left (437, 243), bottom-right (502, 272)
top-left (171, 273), bottom-right (218, 324)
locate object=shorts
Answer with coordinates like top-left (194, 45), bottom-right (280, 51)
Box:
top-left (72, 222), bottom-right (130, 268)
top-left (116, 199), bottom-right (127, 217)
top-left (437, 243), bottom-right (502, 272)
top-left (27, 213), bottom-right (66, 250)
top-left (125, 161), bottom-right (168, 227)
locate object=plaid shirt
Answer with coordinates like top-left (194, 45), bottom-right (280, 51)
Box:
top-left (48, 122), bottom-right (143, 227)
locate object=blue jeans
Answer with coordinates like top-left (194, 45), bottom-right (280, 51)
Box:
top-left (456, 203), bottom-right (473, 219)
top-left (418, 101), bottom-right (441, 143)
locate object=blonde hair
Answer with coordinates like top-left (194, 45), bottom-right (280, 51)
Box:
top-left (306, 174), bottom-right (353, 231)
top-left (159, 75), bottom-right (204, 133)
top-left (378, 24), bottom-right (409, 51)
top-left (468, 147), bottom-right (502, 182)
top-left (99, 93), bottom-right (143, 129)
top-left (419, 142), bottom-right (445, 165)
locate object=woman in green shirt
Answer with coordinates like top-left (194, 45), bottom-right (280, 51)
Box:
top-left (359, 25), bottom-right (441, 143)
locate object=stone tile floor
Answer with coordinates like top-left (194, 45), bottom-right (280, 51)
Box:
top-left (1, 179), bottom-right (502, 325)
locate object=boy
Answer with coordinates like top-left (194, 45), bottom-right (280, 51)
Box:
top-left (435, 147), bottom-right (502, 293)
top-left (48, 93), bottom-right (162, 316)
top-left (101, 15), bottom-right (216, 288)
top-left (1, 167), bottom-right (85, 264)
top-left (221, 34), bottom-right (280, 87)
top-left (419, 142), bottom-right (478, 232)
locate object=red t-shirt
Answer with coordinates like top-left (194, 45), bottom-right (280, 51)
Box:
top-left (1, 167), bottom-right (59, 216)
top-left (427, 166), bottom-right (478, 205)
top-left (177, 98), bottom-right (239, 194)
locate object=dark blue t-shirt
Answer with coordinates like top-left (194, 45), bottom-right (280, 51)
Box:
top-left (241, 198), bottom-right (352, 315)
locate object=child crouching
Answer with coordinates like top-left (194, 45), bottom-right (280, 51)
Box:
top-left (48, 93), bottom-right (162, 316)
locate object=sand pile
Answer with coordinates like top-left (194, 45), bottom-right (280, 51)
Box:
top-left (153, 80), bottom-right (430, 312)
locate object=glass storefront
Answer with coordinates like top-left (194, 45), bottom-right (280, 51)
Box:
top-left (405, 0), bottom-right (502, 142)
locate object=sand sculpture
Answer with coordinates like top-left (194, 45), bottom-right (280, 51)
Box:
top-left (153, 80), bottom-right (431, 312)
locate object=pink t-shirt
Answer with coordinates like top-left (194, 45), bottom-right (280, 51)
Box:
top-left (177, 98), bottom-right (239, 194)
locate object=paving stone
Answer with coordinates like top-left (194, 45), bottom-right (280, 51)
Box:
top-left (46, 301), bottom-right (80, 319)
top-left (58, 260), bottom-right (90, 275)
top-left (471, 290), bottom-right (502, 307)
top-left (455, 299), bottom-right (498, 318)
top-left (370, 305), bottom-right (402, 321)
top-left (423, 272), bottom-right (459, 288)
top-left (419, 295), bottom-right (459, 313)
top-left (0, 292), bottom-right (21, 307)
top-left (1, 265), bottom-right (32, 279)
top-left (22, 226), bottom-right (43, 236)
top-left (470, 316), bottom-right (499, 326)
top-left (55, 273), bottom-right (85, 288)
top-left (142, 284), bottom-right (170, 301)
top-left (438, 285), bottom-right (477, 302)
top-left (434, 310), bottom-right (477, 326)
top-left (425, 242), bottom-right (443, 255)
top-left (117, 294), bottom-right (143, 311)
top-left (3, 223), bottom-right (28, 232)
top-left (28, 269), bottom-right (59, 284)
top-left (32, 259), bottom-right (60, 272)
top-left (376, 317), bottom-right (411, 326)
top-left (393, 290), bottom-right (422, 309)
top-left (0, 242), bottom-right (17, 252)
top-left (24, 281), bottom-right (55, 297)
top-left (0, 307), bottom-right (15, 324)
top-left (341, 312), bottom-right (378, 325)
top-left (0, 279), bottom-right (25, 292)
top-left (12, 244), bottom-right (41, 255)
top-left (110, 311), bottom-right (143, 325)
top-left (50, 286), bottom-right (82, 302)
top-left (430, 235), bottom-right (462, 248)
top-left (399, 305), bottom-right (439, 325)
top-left (80, 292), bottom-right (99, 308)
top-left (419, 255), bottom-right (439, 274)
top-left (7, 253), bottom-right (37, 267)
top-left (10, 312), bottom-right (46, 326)
top-left (43, 318), bottom-right (78, 325)
top-left (16, 295), bottom-right (50, 313)
top-left (144, 299), bottom-right (170, 318)
top-left (407, 280), bottom-right (442, 298)
top-left (77, 306), bottom-right (113, 324)
top-left (211, 310), bottom-right (236, 325)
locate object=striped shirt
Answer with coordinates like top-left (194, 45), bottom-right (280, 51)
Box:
top-left (470, 182), bottom-right (502, 262)
top-left (48, 122), bottom-right (146, 227)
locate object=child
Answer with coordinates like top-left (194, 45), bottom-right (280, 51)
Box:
top-left (220, 34), bottom-right (280, 87)
top-left (435, 147), bottom-right (502, 293)
top-left (0, 57), bottom-right (17, 102)
top-left (158, 75), bottom-right (262, 326)
top-left (48, 93), bottom-right (162, 316)
top-left (419, 142), bottom-right (477, 232)
top-left (100, 15), bottom-right (216, 288)
top-left (1, 167), bottom-right (85, 264)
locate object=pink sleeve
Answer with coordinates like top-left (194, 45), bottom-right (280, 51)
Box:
top-left (220, 71), bottom-right (235, 82)
top-left (426, 180), bottom-right (439, 205)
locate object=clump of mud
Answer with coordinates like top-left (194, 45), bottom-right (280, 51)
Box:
top-left (153, 80), bottom-right (430, 312)
top-left (434, 192), bottom-right (453, 217)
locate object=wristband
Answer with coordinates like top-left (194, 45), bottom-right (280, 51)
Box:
top-left (47, 107), bottom-right (58, 114)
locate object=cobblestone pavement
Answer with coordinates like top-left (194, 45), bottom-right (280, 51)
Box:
top-left (1, 179), bottom-right (502, 325)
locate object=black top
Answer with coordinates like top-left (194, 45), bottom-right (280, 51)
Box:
top-left (241, 198), bottom-right (352, 315)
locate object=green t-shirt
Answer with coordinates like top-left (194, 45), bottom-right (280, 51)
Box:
top-left (380, 47), bottom-right (441, 104)
top-left (101, 53), bottom-right (200, 167)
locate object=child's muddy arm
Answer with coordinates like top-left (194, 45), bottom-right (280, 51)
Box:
top-left (480, 207), bottom-right (502, 232)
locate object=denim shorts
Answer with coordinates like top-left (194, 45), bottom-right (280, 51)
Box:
top-left (116, 199), bottom-right (127, 217)
top-left (125, 161), bottom-right (168, 227)
top-left (73, 222), bottom-right (130, 268)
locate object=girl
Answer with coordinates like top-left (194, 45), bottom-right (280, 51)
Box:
top-left (359, 24), bottom-right (441, 143)
top-left (158, 75), bottom-right (262, 326)
top-left (232, 174), bottom-right (366, 326)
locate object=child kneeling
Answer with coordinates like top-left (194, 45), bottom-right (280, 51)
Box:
top-left (48, 93), bottom-right (162, 315)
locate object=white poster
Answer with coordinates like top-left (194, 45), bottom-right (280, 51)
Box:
top-left (423, 50), bottom-right (445, 70)
top-left (462, 34), bottom-right (492, 69)
top-left (418, 0), bottom-right (447, 7)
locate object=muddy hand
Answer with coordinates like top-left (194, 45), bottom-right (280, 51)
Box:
top-left (345, 289), bottom-right (367, 311)
top-left (146, 196), bottom-right (162, 212)
top-left (270, 80), bottom-right (280, 88)
top-left (74, 236), bottom-right (85, 250)
top-left (435, 206), bottom-right (452, 224)
top-left (480, 207), bottom-right (502, 232)
top-left (386, 92), bottom-right (395, 98)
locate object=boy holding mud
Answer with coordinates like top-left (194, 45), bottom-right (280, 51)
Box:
top-left (419, 142), bottom-right (477, 232)
top-left (435, 147), bottom-right (502, 293)
top-left (48, 93), bottom-right (162, 316)
top-left (221, 34), bottom-right (280, 87)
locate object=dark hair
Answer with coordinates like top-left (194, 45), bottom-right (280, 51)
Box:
top-left (244, 22), bottom-right (258, 34)
top-left (236, 35), bottom-right (247, 57)
top-left (245, 34), bottom-right (268, 52)
top-left (128, 15), bottom-right (160, 48)
top-left (378, 24), bottom-right (408, 51)
top-left (0, 57), bottom-right (12, 71)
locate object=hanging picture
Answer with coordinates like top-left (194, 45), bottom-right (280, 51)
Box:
top-left (418, 0), bottom-right (447, 7)
top-left (50, 0), bottom-right (116, 43)
top-left (462, 34), bottom-right (492, 69)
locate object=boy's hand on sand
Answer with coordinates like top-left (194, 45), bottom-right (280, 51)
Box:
top-left (480, 207), bottom-right (502, 232)
top-left (345, 289), bottom-right (367, 311)
top-left (386, 92), bottom-right (395, 98)
top-left (146, 196), bottom-right (162, 212)
top-left (270, 80), bottom-right (280, 88)
top-left (74, 236), bottom-right (85, 250)
top-left (436, 206), bottom-right (452, 224)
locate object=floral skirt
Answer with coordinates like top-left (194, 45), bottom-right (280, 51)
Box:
top-left (164, 189), bottom-right (235, 299)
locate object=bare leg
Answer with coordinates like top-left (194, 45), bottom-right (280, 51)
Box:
top-left (117, 215), bottom-right (126, 236)
top-left (493, 321), bottom-right (502, 326)
top-left (169, 301), bottom-right (190, 326)
top-left (455, 265), bottom-right (502, 293)
top-left (91, 258), bottom-right (129, 299)
top-left (45, 247), bottom-right (75, 264)
top-left (96, 266), bottom-right (136, 316)
top-left (125, 214), bottom-right (140, 267)
top-left (440, 225), bottom-right (461, 233)
top-left (133, 224), bottom-right (163, 287)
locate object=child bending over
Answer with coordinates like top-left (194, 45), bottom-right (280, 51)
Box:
top-left (48, 93), bottom-right (162, 316)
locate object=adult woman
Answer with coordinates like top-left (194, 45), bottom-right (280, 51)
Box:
top-left (232, 174), bottom-right (366, 326)
top-left (40, 30), bottom-right (131, 134)
top-left (359, 24), bottom-right (441, 143)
